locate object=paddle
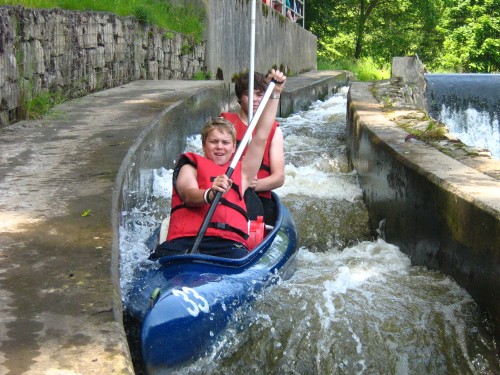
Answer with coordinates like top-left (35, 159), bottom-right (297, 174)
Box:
top-left (188, 78), bottom-right (277, 254)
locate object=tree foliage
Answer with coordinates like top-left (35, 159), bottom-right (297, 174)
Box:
top-left (437, 0), bottom-right (500, 72)
top-left (305, 0), bottom-right (499, 72)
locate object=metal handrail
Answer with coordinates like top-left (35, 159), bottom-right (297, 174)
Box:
top-left (266, 0), bottom-right (305, 27)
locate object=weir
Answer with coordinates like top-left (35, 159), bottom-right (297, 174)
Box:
top-left (425, 74), bottom-right (500, 159)
top-left (425, 73), bottom-right (500, 118)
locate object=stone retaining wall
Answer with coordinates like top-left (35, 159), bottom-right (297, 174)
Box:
top-left (0, 6), bottom-right (205, 126)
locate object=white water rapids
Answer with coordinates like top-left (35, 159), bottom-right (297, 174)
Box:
top-left (439, 105), bottom-right (500, 159)
top-left (120, 88), bottom-right (499, 374)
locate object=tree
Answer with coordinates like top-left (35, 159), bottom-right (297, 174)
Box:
top-left (353, 0), bottom-right (389, 59)
top-left (306, 0), bottom-right (445, 65)
top-left (436, 0), bottom-right (500, 72)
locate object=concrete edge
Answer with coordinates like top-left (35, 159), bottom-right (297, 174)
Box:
top-left (350, 82), bottom-right (500, 214)
top-left (347, 81), bottom-right (500, 342)
top-left (279, 70), bottom-right (354, 117)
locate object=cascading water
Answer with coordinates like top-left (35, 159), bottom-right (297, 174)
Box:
top-left (120, 88), bottom-right (499, 374)
top-left (425, 73), bottom-right (500, 159)
top-left (439, 106), bottom-right (499, 158)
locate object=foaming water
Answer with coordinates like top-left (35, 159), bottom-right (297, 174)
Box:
top-left (119, 166), bottom-right (172, 298)
top-left (120, 89), bottom-right (499, 374)
top-left (440, 105), bottom-right (500, 159)
top-left (181, 241), bottom-right (498, 374)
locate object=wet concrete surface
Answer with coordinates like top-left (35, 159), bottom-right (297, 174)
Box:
top-left (0, 72), bottom-right (349, 374)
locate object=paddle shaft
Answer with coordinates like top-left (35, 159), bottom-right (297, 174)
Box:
top-left (248, 0), bottom-right (256, 124)
top-left (189, 79), bottom-right (277, 254)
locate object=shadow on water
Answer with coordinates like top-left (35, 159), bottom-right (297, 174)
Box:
top-left (425, 74), bottom-right (500, 117)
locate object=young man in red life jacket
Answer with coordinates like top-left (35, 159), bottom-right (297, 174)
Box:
top-left (151, 69), bottom-right (286, 260)
top-left (220, 72), bottom-right (285, 226)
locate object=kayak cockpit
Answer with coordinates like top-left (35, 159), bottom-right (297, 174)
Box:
top-left (150, 191), bottom-right (283, 268)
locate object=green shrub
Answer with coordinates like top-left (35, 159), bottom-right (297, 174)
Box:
top-left (20, 82), bottom-right (65, 120)
top-left (133, 5), bottom-right (150, 25)
top-left (193, 70), bottom-right (214, 80)
top-left (318, 57), bottom-right (390, 82)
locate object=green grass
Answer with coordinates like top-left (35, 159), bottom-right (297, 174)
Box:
top-left (399, 120), bottom-right (447, 141)
top-left (318, 57), bottom-right (390, 82)
top-left (193, 70), bottom-right (214, 80)
top-left (0, 0), bottom-right (205, 42)
top-left (19, 83), bottom-right (66, 120)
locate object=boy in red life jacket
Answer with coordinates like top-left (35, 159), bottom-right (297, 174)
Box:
top-left (151, 69), bottom-right (286, 259)
top-left (220, 72), bottom-right (285, 226)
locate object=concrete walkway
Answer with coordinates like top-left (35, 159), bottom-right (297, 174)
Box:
top-left (0, 72), bottom-right (349, 374)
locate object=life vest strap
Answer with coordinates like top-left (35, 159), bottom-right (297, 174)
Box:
top-left (219, 197), bottom-right (248, 220)
top-left (208, 222), bottom-right (250, 240)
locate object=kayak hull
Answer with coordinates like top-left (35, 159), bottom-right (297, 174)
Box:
top-left (125, 193), bottom-right (298, 373)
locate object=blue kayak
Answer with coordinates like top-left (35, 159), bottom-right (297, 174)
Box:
top-left (125, 193), bottom-right (298, 373)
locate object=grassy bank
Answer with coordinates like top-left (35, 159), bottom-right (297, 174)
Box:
top-left (319, 57), bottom-right (390, 82)
top-left (0, 0), bottom-right (206, 119)
top-left (0, 0), bottom-right (205, 42)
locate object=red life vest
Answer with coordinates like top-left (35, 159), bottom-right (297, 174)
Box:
top-left (220, 112), bottom-right (278, 199)
top-left (166, 152), bottom-right (250, 246)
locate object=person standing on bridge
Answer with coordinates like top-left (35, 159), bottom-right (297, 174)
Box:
top-left (220, 71), bottom-right (285, 226)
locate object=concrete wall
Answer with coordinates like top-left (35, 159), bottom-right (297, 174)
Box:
top-left (391, 56), bottom-right (427, 111)
top-left (278, 70), bottom-right (351, 117)
top-left (346, 81), bottom-right (500, 341)
top-left (204, 0), bottom-right (317, 80)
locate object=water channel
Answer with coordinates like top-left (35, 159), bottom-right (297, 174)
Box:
top-left (121, 88), bottom-right (499, 374)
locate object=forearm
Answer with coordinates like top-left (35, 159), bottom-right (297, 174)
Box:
top-left (255, 172), bottom-right (285, 192)
top-left (243, 69), bottom-right (286, 188)
top-left (253, 91), bottom-right (281, 143)
top-left (180, 188), bottom-right (208, 207)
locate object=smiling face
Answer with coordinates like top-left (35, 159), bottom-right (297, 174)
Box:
top-left (202, 127), bottom-right (236, 166)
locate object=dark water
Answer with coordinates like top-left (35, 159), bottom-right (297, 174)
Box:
top-left (425, 73), bottom-right (500, 117)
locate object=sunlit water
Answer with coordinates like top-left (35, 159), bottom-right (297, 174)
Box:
top-left (120, 89), bottom-right (499, 374)
top-left (439, 105), bottom-right (500, 159)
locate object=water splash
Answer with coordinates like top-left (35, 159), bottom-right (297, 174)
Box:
top-left (177, 241), bottom-right (499, 374)
top-left (440, 105), bottom-right (500, 159)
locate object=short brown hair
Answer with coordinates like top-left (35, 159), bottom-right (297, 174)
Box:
top-left (235, 72), bottom-right (268, 100)
top-left (201, 117), bottom-right (236, 145)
